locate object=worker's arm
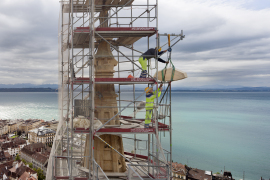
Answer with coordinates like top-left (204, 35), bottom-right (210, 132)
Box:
top-left (158, 50), bottom-right (167, 56)
top-left (152, 89), bottom-right (162, 99)
top-left (157, 85), bottom-right (163, 97)
top-left (157, 51), bottom-right (168, 63)
top-left (157, 58), bottom-right (167, 63)
top-left (153, 85), bottom-right (163, 98)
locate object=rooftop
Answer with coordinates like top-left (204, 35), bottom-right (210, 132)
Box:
top-left (32, 152), bottom-right (48, 164)
top-left (29, 126), bottom-right (55, 136)
top-left (188, 168), bottom-right (212, 180)
top-left (171, 162), bottom-right (187, 174)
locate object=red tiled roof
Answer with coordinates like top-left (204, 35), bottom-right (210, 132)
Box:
top-left (11, 137), bottom-right (27, 145)
top-left (21, 147), bottom-right (35, 156)
top-left (19, 172), bottom-right (30, 180)
top-left (0, 160), bottom-right (13, 168)
top-left (16, 164), bottom-right (27, 177)
top-left (9, 161), bottom-right (23, 173)
top-left (24, 143), bottom-right (44, 150)
top-left (1, 142), bottom-right (18, 150)
top-left (32, 152), bottom-right (48, 164)
top-left (18, 171), bottom-right (37, 180)
top-left (4, 151), bottom-right (11, 159)
top-left (0, 167), bottom-right (9, 179)
top-left (188, 168), bottom-right (211, 180)
top-left (171, 162), bottom-right (187, 174)
top-left (28, 177), bottom-right (37, 180)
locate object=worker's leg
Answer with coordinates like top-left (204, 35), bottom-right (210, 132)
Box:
top-left (140, 70), bottom-right (147, 78)
top-left (139, 57), bottom-right (147, 78)
top-left (145, 109), bottom-right (152, 128)
top-left (139, 57), bottom-right (147, 70)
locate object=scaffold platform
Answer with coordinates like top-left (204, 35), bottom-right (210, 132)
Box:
top-left (73, 27), bottom-right (157, 47)
top-left (70, 77), bottom-right (156, 85)
top-left (73, 118), bottom-right (170, 134)
top-left (63, 0), bottom-right (135, 13)
top-left (54, 151), bottom-right (168, 180)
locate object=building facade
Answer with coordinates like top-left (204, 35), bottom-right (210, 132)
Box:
top-left (28, 126), bottom-right (55, 146)
top-left (32, 152), bottom-right (48, 175)
top-left (172, 162), bottom-right (187, 180)
top-left (0, 120), bottom-right (9, 136)
top-left (8, 123), bottom-right (17, 133)
top-left (20, 148), bottom-right (35, 163)
top-left (20, 143), bottom-right (50, 176)
top-left (0, 138), bottom-right (27, 157)
top-left (9, 161), bottom-right (38, 180)
top-left (19, 119), bottom-right (44, 133)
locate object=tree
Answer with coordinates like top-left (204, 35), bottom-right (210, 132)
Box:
top-left (36, 168), bottom-right (45, 180)
top-left (15, 154), bottom-right (20, 161)
top-left (21, 159), bottom-right (26, 164)
top-left (29, 163), bottom-right (33, 168)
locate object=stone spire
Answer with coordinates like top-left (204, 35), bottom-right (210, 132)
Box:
top-left (83, 5), bottom-right (126, 172)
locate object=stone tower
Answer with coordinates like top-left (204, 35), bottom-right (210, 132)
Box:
top-left (83, 7), bottom-right (126, 172)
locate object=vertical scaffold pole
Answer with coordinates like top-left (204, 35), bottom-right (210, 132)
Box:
top-left (60, 2), bottom-right (64, 160)
top-left (170, 82), bottom-right (172, 179)
top-left (147, 0), bottom-right (151, 175)
top-left (69, 0), bottom-right (75, 177)
top-left (155, 0), bottom-right (159, 176)
top-left (89, 0), bottom-right (95, 178)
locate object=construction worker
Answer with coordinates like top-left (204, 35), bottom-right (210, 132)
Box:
top-left (139, 47), bottom-right (170, 78)
top-left (144, 84), bottom-right (163, 128)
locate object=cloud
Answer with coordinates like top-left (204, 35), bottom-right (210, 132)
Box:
top-left (0, 0), bottom-right (59, 84)
top-left (0, 0), bottom-right (269, 87)
top-left (155, 0), bottom-right (270, 87)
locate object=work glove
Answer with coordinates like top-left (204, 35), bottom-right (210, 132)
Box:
top-left (168, 47), bottom-right (172, 52)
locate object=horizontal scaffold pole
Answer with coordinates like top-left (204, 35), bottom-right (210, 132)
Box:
top-left (159, 30), bottom-right (185, 49)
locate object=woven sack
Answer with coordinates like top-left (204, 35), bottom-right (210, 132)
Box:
top-left (154, 67), bottom-right (187, 82)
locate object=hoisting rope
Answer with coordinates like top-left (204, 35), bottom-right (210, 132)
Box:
top-left (168, 34), bottom-right (171, 47)
top-left (158, 82), bottom-right (170, 139)
top-left (161, 34), bottom-right (175, 82)
top-left (161, 57), bottom-right (175, 82)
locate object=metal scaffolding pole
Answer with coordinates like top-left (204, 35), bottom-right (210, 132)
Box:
top-left (89, 0), bottom-right (95, 178)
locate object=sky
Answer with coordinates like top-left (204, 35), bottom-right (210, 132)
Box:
top-left (0, 0), bottom-right (269, 88)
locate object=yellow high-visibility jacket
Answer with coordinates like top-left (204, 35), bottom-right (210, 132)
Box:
top-left (145, 88), bottom-right (161, 110)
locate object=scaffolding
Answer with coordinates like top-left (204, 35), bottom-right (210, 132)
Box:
top-left (47, 0), bottom-right (185, 180)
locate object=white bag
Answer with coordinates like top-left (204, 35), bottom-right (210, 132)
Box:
top-left (154, 67), bottom-right (187, 82)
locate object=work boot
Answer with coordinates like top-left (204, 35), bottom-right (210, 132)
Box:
top-left (139, 70), bottom-right (147, 78)
top-left (144, 124), bottom-right (150, 128)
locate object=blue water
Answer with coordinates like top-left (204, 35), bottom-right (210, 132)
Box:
top-left (169, 92), bottom-right (270, 180)
top-left (0, 91), bottom-right (269, 179)
top-left (0, 92), bottom-right (58, 120)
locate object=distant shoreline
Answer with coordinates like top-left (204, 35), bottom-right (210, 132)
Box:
top-left (0, 87), bottom-right (269, 92)
top-left (0, 88), bottom-right (58, 92)
top-left (170, 89), bottom-right (270, 92)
